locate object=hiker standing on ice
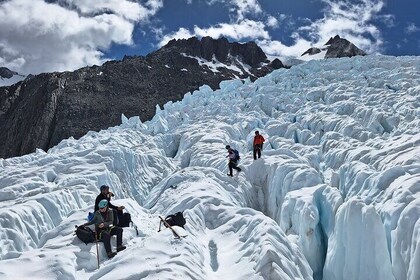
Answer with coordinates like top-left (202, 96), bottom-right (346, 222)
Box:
top-left (225, 145), bottom-right (241, 176)
top-left (253, 131), bottom-right (265, 160)
top-left (83, 199), bottom-right (126, 258)
top-left (95, 185), bottom-right (125, 225)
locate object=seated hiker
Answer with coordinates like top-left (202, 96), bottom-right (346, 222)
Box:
top-left (95, 185), bottom-right (125, 226)
top-left (253, 130), bottom-right (265, 160)
top-left (225, 145), bottom-right (241, 177)
top-left (83, 199), bottom-right (126, 258)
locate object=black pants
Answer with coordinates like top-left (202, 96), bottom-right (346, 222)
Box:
top-left (228, 161), bottom-right (241, 176)
top-left (99, 227), bottom-right (123, 253)
top-left (253, 144), bottom-right (263, 160)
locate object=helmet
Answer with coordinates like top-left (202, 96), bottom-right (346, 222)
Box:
top-left (98, 199), bottom-right (108, 209)
top-left (100, 185), bottom-right (109, 191)
top-left (225, 145), bottom-right (231, 149)
top-left (255, 130), bottom-right (259, 135)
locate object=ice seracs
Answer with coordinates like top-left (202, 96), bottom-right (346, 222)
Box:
top-left (0, 54), bottom-right (419, 280)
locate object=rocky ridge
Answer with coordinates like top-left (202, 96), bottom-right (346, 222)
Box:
top-left (301, 35), bottom-right (366, 58)
top-left (0, 37), bottom-right (284, 159)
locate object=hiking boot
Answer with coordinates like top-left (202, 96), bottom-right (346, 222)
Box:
top-left (237, 168), bottom-right (242, 172)
top-left (107, 252), bottom-right (117, 259)
top-left (227, 174), bottom-right (233, 177)
top-left (117, 245), bottom-right (126, 252)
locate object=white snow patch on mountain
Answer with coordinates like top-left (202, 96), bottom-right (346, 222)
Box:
top-left (181, 53), bottom-right (249, 77)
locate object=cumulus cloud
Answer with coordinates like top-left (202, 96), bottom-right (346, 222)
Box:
top-left (0, 0), bottom-right (163, 75)
top-left (256, 38), bottom-right (313, 58)
top-left (208, 0), bottom-right (262, 21)
top-left (158, 0), bottom-right (388, 60)
top-left (156, 0), bottom-right (268, 47)
top-left (158, 19), bottom-right (270, 47)
top-left (258, 0), bottom-right (387, 57)
top-left (405, 23), bottom-right (420, 34)
top-left (195, 19), bottom-right (269, 40)
top-left (158, 28), bottom-right (194, 47)
top-left (266, 15), bottom-right (279, 29)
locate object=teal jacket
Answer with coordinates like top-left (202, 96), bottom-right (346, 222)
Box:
top-left (84, 208), bottom-right (114, 231)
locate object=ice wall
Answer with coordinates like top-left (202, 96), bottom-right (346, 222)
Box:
top-left (1, 55), bottom-right (419, 280)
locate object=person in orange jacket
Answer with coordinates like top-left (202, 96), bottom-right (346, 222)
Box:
top-left (253, 131), bottom-right (265, 160)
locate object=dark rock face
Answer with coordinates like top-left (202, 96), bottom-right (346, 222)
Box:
top-left (0, 36), bottom-right (283, 158)
top-left (301, 47), bottom-right (321, 56)
top-left (301, 35), bottom-right (366, 59)
top-left (324, 35), bottom-right (366, 58)
top-left (0, 67), bottom-right (20, 79)
top-left (164, 37), bottom-right (267, 68)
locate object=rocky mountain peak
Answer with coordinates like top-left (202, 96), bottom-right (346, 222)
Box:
top-left (0, 67), bottom-right (19, 79)
top-left (0, 67), bottom-right (26, 87)
top-left (301, 35), bottom-right (366, 59)
top-left (161, 36), bottom-right (267, 68)
top-left (324, 35), bottom-right (366, 58)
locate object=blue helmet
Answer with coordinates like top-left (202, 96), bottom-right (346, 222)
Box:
top-left (98, 199), bottom-right (108, 209)
top-left (100, 185), bottom-right (109, 191)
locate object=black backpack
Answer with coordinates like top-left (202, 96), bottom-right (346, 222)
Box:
top-left (233, 149), bottom-right (240, 161)
top-left (75, 226), bottom-right (95, 244)
top-left (118, 212), bottom-right (132, 227)
top-left (165, 212), bottom-right (186, 228)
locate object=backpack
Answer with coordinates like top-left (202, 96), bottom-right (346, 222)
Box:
top-left (75, 226), bottom-right (95, 244)
top-left (233, 149), bottom-right (240, 161)
top-left (118, 212), bottom-right (132, 227)
top-left (165, 212), bottom-right (186, 228)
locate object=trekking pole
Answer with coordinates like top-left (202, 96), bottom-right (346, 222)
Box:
top-left (95, 231), bottom-right (100, 269)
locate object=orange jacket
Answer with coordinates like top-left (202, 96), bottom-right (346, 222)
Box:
top-left (253, 135), bottom-right (265, 145)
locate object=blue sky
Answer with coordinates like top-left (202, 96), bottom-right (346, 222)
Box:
top-left (0, 0), bottom-right (419, 76)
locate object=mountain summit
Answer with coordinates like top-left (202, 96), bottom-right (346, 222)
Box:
top-left (0, 37), bottom-right (283, 159)
top-left (0, 67), bottom-right (25, 86)
top-left (301, 35), bottom-right (366, 59)
top-left (0, 67), bottom-right (19, 79)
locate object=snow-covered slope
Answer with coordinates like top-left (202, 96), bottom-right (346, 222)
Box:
top-left (0, 55), bottom-right (419, 280)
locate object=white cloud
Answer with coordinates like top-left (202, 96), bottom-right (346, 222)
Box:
top-left (260, 0), bottom-right (386, 57)
top-left (256, 38), bottom-right (313, 58)
top-left (232, 0), bottom-right (262, 20)
top-left (405, 23), bottom-right (420, 34)
top-left (195, 20), bottom-right (269, 40)
top-left (207, 0), bottom-right (262, 21)
top-left (0, 0), bottom-right (163, 75)
top-left (158, 28), bottom-right (194, 47)
top-left (266, 16), bottom-right (279, 29)
top-left (158, 19), bottom-right (270, 47)
top-left (376, 14), bottom-right (395, 28)
top-left (159, 0), bottom-right (388, 60)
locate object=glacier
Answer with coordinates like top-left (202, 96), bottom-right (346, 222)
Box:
top-left (0, 55), bottom-right (419, 280)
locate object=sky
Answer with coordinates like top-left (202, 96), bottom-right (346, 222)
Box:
top-left (0, 0), bottom-right (419, 76)
top-left (0, 55), bottom-right (419, 279)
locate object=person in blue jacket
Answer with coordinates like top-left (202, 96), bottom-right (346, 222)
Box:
top-left (225, 145), bottom-right (241, 176)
